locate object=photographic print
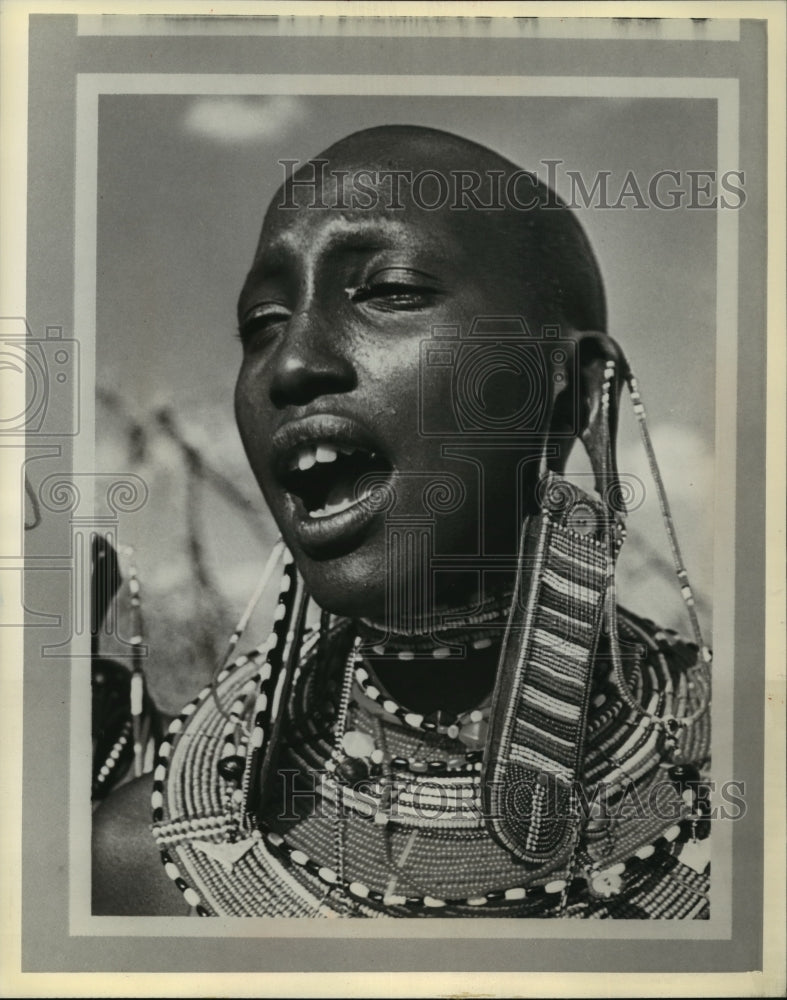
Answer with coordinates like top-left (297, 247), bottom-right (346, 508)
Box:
top-left (1, 3), bottom-right (783, 997)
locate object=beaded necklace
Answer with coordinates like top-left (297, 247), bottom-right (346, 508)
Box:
top-left (151, 611), bottom-right (710, 918)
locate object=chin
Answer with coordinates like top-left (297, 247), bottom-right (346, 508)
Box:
top-left (290, 539), bottom-right (389, 622)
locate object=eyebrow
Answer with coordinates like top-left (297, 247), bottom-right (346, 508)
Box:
top-left (261, 216), bottom-right (410, 265)
top-left (238, 216), bottom-right (429, 313)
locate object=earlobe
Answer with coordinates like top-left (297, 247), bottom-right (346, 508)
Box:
top-left (545, 330), bottom-right (628, 498)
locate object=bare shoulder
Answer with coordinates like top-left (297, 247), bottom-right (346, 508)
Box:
top-left (92, 776), bottom-right (187, 916)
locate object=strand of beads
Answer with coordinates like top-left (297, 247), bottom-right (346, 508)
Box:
top-left (625, 370), bottom-right (713, 681)
top-left (243, 550), bottom-right (298, 817)
top-left (353, 660), bottom-right (490, 747)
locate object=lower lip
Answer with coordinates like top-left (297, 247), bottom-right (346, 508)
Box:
top-left (287, 488), bottom-right (385, 557)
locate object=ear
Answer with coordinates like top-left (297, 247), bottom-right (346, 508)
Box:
top-left (545, 331), bottom-right (628, 497)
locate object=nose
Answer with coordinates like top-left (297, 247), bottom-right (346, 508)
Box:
top-left (268, 307), bottom-right (356, 409)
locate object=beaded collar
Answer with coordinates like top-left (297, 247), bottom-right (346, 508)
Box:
top-left (150, 611), bottom-right (711, 918)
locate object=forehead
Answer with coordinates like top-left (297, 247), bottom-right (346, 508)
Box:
top-left (254, 163), bottom-right (493, 266)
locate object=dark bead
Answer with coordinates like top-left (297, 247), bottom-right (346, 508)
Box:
top-left (196, 905), bottom-right (210, 917)
top-left (668, 763), bottom-right (701, 787)
top-left (428, 760), bottom-right (447, 774)
top-left (404, 897), bottom-right (422, 908)
top-left (336, 757), bottom-right (370, 785)
top-left (466, 750), bottom-right (483, 764)
top-left (175, 877), bottom-right (188, 891)
top-left (391, 757), bottom-right (409, 770)
top-left (304, 859), bottom-right (320, 876)
top-left (424, 709), bottom-right (457, 731)
top-left (694, 818), bottom-right (712, 840)
top-left (368, 890), bottom-right (384, 903)
top-left (152, 808), bottom-right (163, 822)
top-left (485, 889), bottom-right (505, 901)
top-left (160, 850), bottom-right (173, 865)
top-left (218, 755), bottom-right (245, 782)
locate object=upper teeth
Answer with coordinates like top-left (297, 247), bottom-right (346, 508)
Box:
top-left (290, 443), bottom-right (360, 472)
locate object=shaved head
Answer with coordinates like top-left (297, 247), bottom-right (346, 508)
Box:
top-left (265, 124), bottom-right (607, 334)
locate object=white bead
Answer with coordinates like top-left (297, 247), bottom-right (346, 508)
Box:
top-left (635, 844), bottom-right (655, 859)
top-left (168, 718), bottom-right (183, 734)
top-left (290, 850), bottom-right (308, 866)
top-left (383, 893), bottom-right (406, 906)
top-left (342, 730), bottom-right (375, 758)
top-left (423, 896), bottom-right (446, 907)
top-left (472, 638), bottom-right (492, 650)
top-left (398, 650), bottom-right (414, 661)
top-left (383, 700), bottom-right (399, 715)
top-left (545, 879), bottom-right (567, 894)
top-left (164, 862), bottom-right (179, 880)
top-left (404, 713), bottom-right (424, 729)
top-left (151, 791), bottom-right (164, 809)
top-left (365, 685), bottom-right (380, 700)
top-left (505, 887), bottom-right (527, 900)
top-left (349, 881), bottom-right (370, 898)
top-left (158, 742), bottom-right (171, 758)
top-left (183, 887), bottom-right (200, 907)
top-left (664, 824), bottom-right (681, 842)
top-left (433, 647), bottom-right (450, 659)
top-left (318, 867), bottom-right (338, 884)
top-left (467, 896), bottom-right (487, 906)
top-left (251, 728), bottom-right (264, 749)
top-left (266, 831), bottom-right (283, 847)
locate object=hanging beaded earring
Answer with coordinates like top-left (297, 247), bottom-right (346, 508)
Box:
top-left (481, 351), bottom-right (627, 870)
top-left (91, 538), bottom-right (161, 799)
top-left (603, 366), bottom-right (712, 744)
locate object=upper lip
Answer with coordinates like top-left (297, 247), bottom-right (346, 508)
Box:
top-left (270, 413), bottom-right (387, 483)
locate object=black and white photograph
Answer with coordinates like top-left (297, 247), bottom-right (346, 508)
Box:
top-left (1, 3), bottom-right (784, 997)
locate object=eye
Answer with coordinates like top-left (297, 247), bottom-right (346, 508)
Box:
top-left (237, 303), bottom-right (291, 348)
top-left (350, 268), bottom-right (442, 312)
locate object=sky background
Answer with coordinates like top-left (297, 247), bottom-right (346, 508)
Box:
top-left (95, 94), bottom-right (716, 709)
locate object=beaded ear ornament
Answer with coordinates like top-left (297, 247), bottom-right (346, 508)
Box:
top-left (91, 538), bottom-right (161, 800)
top-left (482, 353), bottom-right (712, 868)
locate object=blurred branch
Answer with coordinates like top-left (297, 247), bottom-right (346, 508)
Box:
top-left (626, 525), bottom-right (712, 623)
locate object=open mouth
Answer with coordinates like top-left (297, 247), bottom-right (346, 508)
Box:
top-left (280, 442), bottom-right (392, 519)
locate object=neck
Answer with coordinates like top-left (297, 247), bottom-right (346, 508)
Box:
top-left (366, 643), bottom-right (500, 716)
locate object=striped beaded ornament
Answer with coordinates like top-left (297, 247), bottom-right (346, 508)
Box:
top-left (482, 355), bottom-right (711, 869)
